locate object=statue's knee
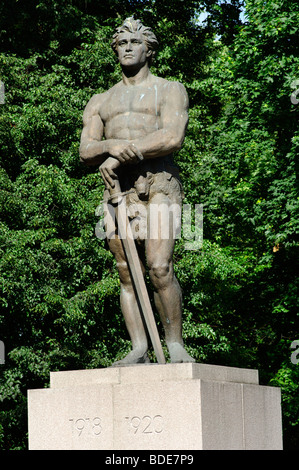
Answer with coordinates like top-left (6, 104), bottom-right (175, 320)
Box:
top-left (149, 262), bottom-right (171, 289)
top-left (116, 261), bottom-right (130, 284)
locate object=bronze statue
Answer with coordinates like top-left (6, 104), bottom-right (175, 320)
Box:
top-left (79, 17), bottom-right (194, 365)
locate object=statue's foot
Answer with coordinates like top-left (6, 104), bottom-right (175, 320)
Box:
top-left (168, 342), bottom-right (195, 363)
top-left (112, 350), bottom-right (150, 367)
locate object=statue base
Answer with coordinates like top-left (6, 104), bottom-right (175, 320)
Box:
top-left (27, 363), bottom-right (283, 450)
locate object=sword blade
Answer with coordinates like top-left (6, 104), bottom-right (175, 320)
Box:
top-left (110, 184), bottom-right (166, 364)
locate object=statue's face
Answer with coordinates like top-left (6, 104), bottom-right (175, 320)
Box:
top-left (116, 31), bottom-right (151, 68)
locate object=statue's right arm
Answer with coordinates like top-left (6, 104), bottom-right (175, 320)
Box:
top-left (79, 94), bottom-right (109, 166)
top-left (79, 93), bottom-right (142, 167)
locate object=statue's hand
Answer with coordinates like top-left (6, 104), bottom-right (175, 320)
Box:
top-left (107, 140), bottom-right (143, 163)
top-left (99, 157), bottom-right (120, 189)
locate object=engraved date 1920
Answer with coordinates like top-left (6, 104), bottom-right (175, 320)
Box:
top-left (125, 415), bottom-right (164, 435)
top-left (69, 417), bottom-right (102, 436)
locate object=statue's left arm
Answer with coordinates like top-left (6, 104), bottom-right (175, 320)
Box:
top-left (131, 81), bottom-right (189, 159)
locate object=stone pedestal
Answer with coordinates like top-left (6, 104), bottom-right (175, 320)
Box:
top-left (27, 363), bottom-right (283, 450)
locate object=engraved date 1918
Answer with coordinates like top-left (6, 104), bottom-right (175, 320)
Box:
top-left (125, 415), bottom-right (164, 435)
top-left (69, 417), bottom-right (102, 437)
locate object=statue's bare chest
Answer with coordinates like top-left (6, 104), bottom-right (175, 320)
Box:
top-left (100, 84), bottom-right (161, 124)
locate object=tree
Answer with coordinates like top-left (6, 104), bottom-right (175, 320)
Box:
top-left (177, 0), bottom-right (299, 447)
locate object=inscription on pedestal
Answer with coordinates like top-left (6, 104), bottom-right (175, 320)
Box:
top-left (125, 414), bottom-right (164, 435)
top-left (69, 417), bottom-right (102, 437)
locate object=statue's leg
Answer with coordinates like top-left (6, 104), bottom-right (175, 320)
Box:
top-left (145, 193), bottom-right (195, 363)
top-left (107, 234), bottom-right (149, 366)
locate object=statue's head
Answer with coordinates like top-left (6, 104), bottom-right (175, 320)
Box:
top-left (111, 17), bottom-right (159, 67)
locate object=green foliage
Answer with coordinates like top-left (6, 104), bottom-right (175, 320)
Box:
top-left (0, 0), bottom-right (298, 450)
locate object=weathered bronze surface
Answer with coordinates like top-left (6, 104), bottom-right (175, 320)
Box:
top-left (80, 17), bottom-right (194, 365)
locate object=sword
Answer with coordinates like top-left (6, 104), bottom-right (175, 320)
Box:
top-left (109, 178), bottom-right (166, 364)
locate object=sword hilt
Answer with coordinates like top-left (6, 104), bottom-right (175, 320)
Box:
top-left (109, 179), bottom-right (123, 205)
